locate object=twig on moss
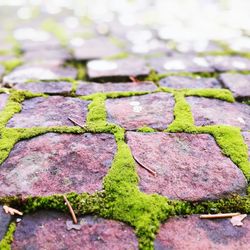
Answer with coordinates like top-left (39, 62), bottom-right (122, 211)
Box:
top-left (68, 117), bottom-right (85, 129)
top-left (200, 212), bottom-right (240, 219)
top-left (63, 195), bottom-right (78, 224)
top-left (3, 205), bottom-right (23, 216)
top-left (133, 155), bottom-right (157, 176)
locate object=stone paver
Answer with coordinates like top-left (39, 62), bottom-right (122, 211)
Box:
top-left (186, 97), bottom-right (250, 130)
top-left (242, 132), bottom-right (250, 161)
top-left (11, 81), bottom-right (72, 95)
top-left (12, 211), bottom-right (138, 250)
top-left (7, 96), bottom-right (89, 128)
top-left (3, 65), bottom-right (77, 86)
top-left (155, 215), bottom-right (250, 250)
top-left (126, 132), bottom-right (247, 201)
top-left (87, 58), bottom-right (150, 81)
top-left (0, 133), bottom-right (116, 196)
top-left (76, 81), bottom-right (157, 95)
top-left (160, 76), bottom-right (221, 89)
top-left (72, 37), bottom-right (121, 60)
top-left (207, 56), bottom-right (250, 71)
top-left (149, 56), bottom-right (214, 73)
top-left (106, 93), bottom-right (175, 130)
top-left (0, 206), bottom-right (11, 241)
top-left (219, 73), bottom-right (250, 99)
top-left (0, 93), bottom-right (8, 112)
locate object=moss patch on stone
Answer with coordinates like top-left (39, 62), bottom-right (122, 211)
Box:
top-left (0, 222), bottom-right (16, 250)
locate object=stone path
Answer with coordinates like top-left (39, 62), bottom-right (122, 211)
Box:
top-left (0, 1), bottom-right (250, 250)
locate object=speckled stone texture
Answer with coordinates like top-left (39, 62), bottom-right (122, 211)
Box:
top-left (11, 81), bottom-right (72, 95)
top-left (186, 97), bottom-right (250, 131)
top-left (0, 133), bottom-right (117, 196)
top-left (76, 81), bottom-right (157, 95)
top-left (0, 206), bottom-right (11, 241)
top-left (0, 93), bottom-right (8, 112)
top-left (242, 132), bottom-right (250, 161)
top-left (72, 37), bottom-right (121, 60)
top-left (3, 65), bottom-right (77, 85)
top-left (149, 56), bottom-right (214, 73)
top-left (7, 96), bottom-right (89, 128)
top-left (155, 215), bottom-right (250, 250)
top-left (106, 93), bottom-right (175, 130)
top-left (160, 76), bottom-right (221, 89)
top-left (87, 57), bottom-right (150, 81)
top-left (219, 73), bottom-right (250, 99)
top-left (207, 56), bottom-right (250, 71)
top-left (126, 132), bottom-right (247, 201)
top-left (12, 211), bottom-right (138, 250)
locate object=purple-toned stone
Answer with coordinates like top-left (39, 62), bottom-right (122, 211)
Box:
top-left (76, 81), bottom-right (157, 95)
top-left (242, 132), bottom-right (250, 161)
top-left (0, 133), bottom-right (116, 196)
top-left (0, 64), bottom-right (4, 77)
top-left (72, 37), bottom-right (121, 60)
top-left (219, 73), bottom-right (250, 99)
top-left (87, 57), bottom-right (150, 81)
top-left (20, 39), bottom-right (61, 52)
top-left (12, 211), bottom-right (138, 250)
top-left (126, 132), bottom-right (247, 201)
top-left (160, 76), bottom-right (221, 89)
top-left (207, 56), bottom-right (250, 72)
top-left (3, 65), bottom-right (77, 86)
top-left (186, 97), bottom-right (250, 130)
top-left (7, 96), bottom-right (89, 128)
top-left (106, 93), bottom-right (174, 130)
top-left (12, 81), bottom-right (72, 95)
top-left (155, 215), bottom-right (250, 250)
top-left (0, 93), bottom-right (8, 112)
top-left (0, 206), bottom-right (11, 240)
top-left (149, 56), bottom-right (214, 73)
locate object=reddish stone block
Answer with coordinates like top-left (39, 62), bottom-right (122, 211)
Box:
top-left (87, 57), bottom-right (150, 81)
top-left (3, 65), bottom-right (77, 86)
top-left (0, 206), bottom-right (11, 240)
top-left (155, 215), bottom-right (250, 250)
top-left (219, 73), bottom-right (250, 100)
top-left (242, 132), bottom-right (250, 161)
top-left (160, 76), bottom-right (221, 89)
top-left (186, 97), bottom-right (250, 130)
top-left (126, 132), bottom-right (247, 201)
top-left (0, 133), bottom-right (116, 196)
top-left (12, 81), bottom-right (72, 95)
top-left (106, 93), bottom-right (174, 130)
top-left (0, 93), bottom-right (8, 112)
top-left (7, 96), bottom-right (89, 128)
top-left (76, 81), bottom-right (157, 96)
top-left (12, 211), bottom-right (138, 250)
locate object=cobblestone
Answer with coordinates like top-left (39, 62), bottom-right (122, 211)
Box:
top-left (0, 93), bottom-right (8, 112)
top-left (0, 206), bottom-right (11, 241)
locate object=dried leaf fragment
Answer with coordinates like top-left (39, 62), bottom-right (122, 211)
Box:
top-left (230, 214), bottom-right (247, 227)
top-left (3, 205), bottom-right (23, 216)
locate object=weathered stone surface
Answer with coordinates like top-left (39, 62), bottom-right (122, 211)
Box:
top-left (126, 132), bottom-right (247, 201)
top-left (76, 81), bottom-right (157, 95)
top-left (0, 64), bottom-right (4, 77)
top-left (7, 96), bottom-right (89, 128)
top-left (186, 97), bottom-right (250, 130)
top-left (87, 58), bottom-right (150, 81)
top-left (106, 93), bottom-right (174, 130)
top-left (207, 56), bottom-right (250, 71)
top-left (0, 133), bottom-right (116, 196)
top-left (0, 93), bottom-right (8, 112)
top-left (160, 76), bottom-right (221, 89)
top-left (12, 211), bottom-right (138, 250)
top-left (219, 73), bottom-right (250, 99)
top-left (0, 206), bottom-right (11, 241)
top-left (242, 132), bottom-right (250, 161)
top-left (149, 56), bottom-right (214, 73)
top-left (3, 65), bottom-right (77, 85)
top-left (72, 37), bottom-right (121, 60)
top-left (12, 81), bottom-right (72, 95)
top-left (155, 215), bottom-right (250, 250)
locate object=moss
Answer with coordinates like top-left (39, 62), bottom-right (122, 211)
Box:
top-left (105, 52), bottom-right (129, 60)
top-left (137, 126), bottom-right (156, 133)
top-left (1, 58), bottom-right (22, 74)
top-left (0, 222), bottom-right (16, 250)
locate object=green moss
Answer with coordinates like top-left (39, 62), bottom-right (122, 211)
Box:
top-left (1, 58), bottom-right (22, 74)
top-left (0, 222), bottom-right (16, 250)
top-left (105, 52), bottom-right (129, 60)
top-left (137, 126), bottom-right (156, 133)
